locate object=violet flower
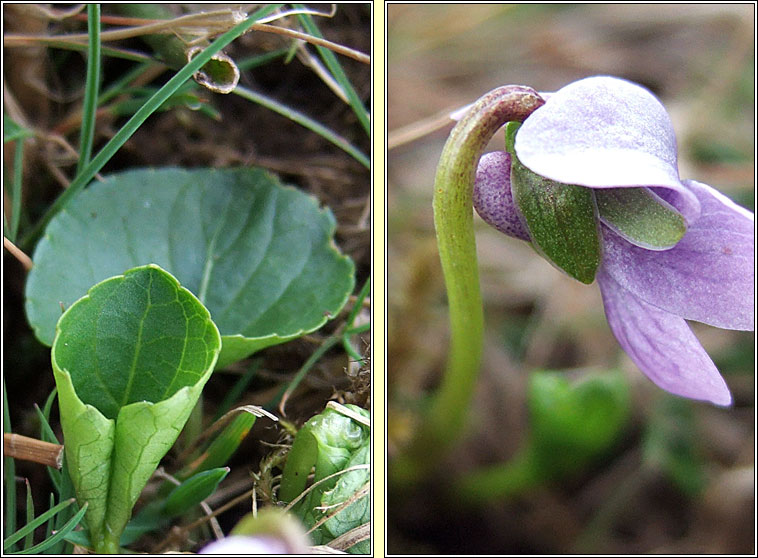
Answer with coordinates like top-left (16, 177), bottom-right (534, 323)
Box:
top-left (472, 76), bottom-right (754, 406)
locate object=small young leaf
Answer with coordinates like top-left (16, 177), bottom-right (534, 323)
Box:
top-left (52, 264), bottom-right (221, 553)
top-left (596, 187), bottom-right (687, 250)
top-left (280, 404), bottom-right (370, 548)
top-left (26, 168), bottom-right (355, 369)
top-left (322, 442), bottom-right (370, 553)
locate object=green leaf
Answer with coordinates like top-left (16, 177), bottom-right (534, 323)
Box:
top-left (528, 370), bottom-right (630, 477)
top-left (3, 115), bottom-right (34, 143)
top-left (162, 467), bottom-right (229, 518)
top-left (280, 404), bottom-right (370, 548)
top-left (25, 167), bottom-right (355, 368)
top-left (51, 264), bottom-right (221, 553)
top-left (322, 442), bottom-right (370, 553)
top-left (507, 122), bottom-right (601, 284)
top-left (595, 187), bottom-right (687, 250)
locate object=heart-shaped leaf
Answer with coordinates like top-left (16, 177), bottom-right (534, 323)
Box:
top-left (52, 264), bottom-right (221, 553)
top-left (528, 370), bottom-right (630, 476)
top-left (25, 167), bottom-right (355, 368)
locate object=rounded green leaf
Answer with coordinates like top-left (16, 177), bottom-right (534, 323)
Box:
top-left (25, 167), bottom-right (355, 368)
top-left (52, 264), bottom-right (221, 552)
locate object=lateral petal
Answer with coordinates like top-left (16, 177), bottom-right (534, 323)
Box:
top-left (601, 180), bottom-right (754, 330)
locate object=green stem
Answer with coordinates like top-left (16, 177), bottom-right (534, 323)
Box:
top-left (391, 85), bottom-right (544, 485)
top-left (454, 444), bottom-right (543, 504)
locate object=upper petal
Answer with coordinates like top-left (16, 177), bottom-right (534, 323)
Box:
top-left (601, 180), bottom-right (754, 330)
top-left (597, 268), bottom-right (732, 406)
top-left (473, 151), bottom-right (531, 241)
top-left (515, 76), bottom-right (691, 198)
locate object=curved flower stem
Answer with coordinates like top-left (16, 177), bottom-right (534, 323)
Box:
top-left (392, 85), bottom-right (544, 485)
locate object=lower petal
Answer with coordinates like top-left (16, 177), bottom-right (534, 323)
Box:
top-left (597, 268), bottom-right (732, 406)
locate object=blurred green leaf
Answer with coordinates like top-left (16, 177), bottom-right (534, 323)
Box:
top-left (528, 370), bottom-right (630, 476)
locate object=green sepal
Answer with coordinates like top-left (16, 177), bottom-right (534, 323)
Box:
top-left (507, 122), bottom-right (601, 284)
top-left (51, 264), bottom-right (221, 553)
top-left (510, 156), bottom-right (601, 284)
top-left (595, 187), bottom-right (687, 250)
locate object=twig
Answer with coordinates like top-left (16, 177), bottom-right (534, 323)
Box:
top-left (3, 433), bottom-right (63, 468)
top-left (3, 237), bottom-right (33, 271)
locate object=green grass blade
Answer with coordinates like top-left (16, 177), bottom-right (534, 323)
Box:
top-left (294, 7), bottom-right (370, 136)
top-left (37, 390), bottom-right (59, 444)
top-left (9, 139), bottom-right (24, 242)
top-left (341, 336), bottom-right (366, 363)
top-left (3, 380), bottom-right (17, 551)
top-left (2, 498), bottom-right (76, 550)
top-left (34, 400), bottom-right (62, 493)
top-left (43, 494), bottom-right (54, 551)
top-left (23, 481), bottom-right (34, 550)
top-left (97, 61), bottom-right (158, 105)
top-left (76, 4), bottom-right (101, 175)
top-left (233, 85), bottom-right (369, 169)
top-left (20, 3), bottom-right (283, 251)
top-left (213, 359), bottom-right (261, 421)
top-left (237, 47), bottom-right (289, 71)
top-left (267, 335), bottom-right (342, 410)
top-left (8, 502), bottom-right (87, 555)
top-left (345, 278), bottom-right (370, 327)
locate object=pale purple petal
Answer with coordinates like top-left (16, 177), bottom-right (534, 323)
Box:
top-left (515, 76), bottom-right (698, 211)
top-left (199, 535), bottom-right (292, 554)
top-left (649, 185), bottom-right (701, 226)
top-left (473, 151), bottom-right (531, 241)
top-left (601, 180), bottom-right (754, 330)
top-left (597, 268), bottom-right (732, 406)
